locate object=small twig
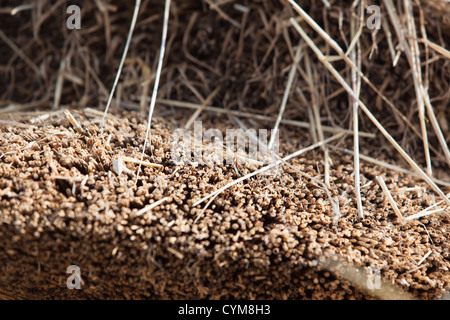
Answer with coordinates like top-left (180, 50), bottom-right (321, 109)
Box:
top-left (53, 59), bottom-right (65, 110)
top-left (350, 4), bottom-right (364, 219)
top-left (101, 0), bottom-right (142, 128)
top-left (268, 42), bottom-right (303, 150)
top-left (135, 0), bottom-right (171, 186)
top-left (376, 175), bottom-right (404, 220)
top-left (405, 208), bottom-right (447, 221)
top-left (65, 109), bottom-right (84, 134)
top-left (416, 250), bottom-right (433, 266)
top-left (419, 38), bottom-right (450, 59)
top-left (167, 247), bottom-right (184, 260)
top-left (406, 264), bottom-right (428, 274)
top-left (10, 3), bottom-right (35, 15)
top-left (133, 197), bottom-right (169, 217)
top-left (121, 155), bottom-right (163, 168)
top-left (204, 0), bottom-right (241, 28)
top-left (381, 18), bottom-right (397, 65)
top-left (0, 120), bottom-right (36, 129)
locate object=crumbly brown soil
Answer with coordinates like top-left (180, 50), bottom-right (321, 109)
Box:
top-left (0, 108), bottom-right (449, 300)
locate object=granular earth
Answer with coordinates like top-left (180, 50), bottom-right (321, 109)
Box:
top-left (0, 108), bottom-right (449, 300)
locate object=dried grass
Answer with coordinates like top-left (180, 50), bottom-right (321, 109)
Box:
top-left (1, 0), bottom-right (450, 300)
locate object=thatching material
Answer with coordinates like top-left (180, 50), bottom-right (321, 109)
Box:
top-left (0, 110), bottom-right (448, 299)
top-left (0, 0), bottom-right (449, 299)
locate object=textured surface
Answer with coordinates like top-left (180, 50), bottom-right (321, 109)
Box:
top-left (1, 0), bottom-right (450, 299)
top-left (0, 110), bottom-right (449, 299)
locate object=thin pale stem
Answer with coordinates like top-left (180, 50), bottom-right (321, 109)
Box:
top-left (101, 0), bottom-right (141, 129)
